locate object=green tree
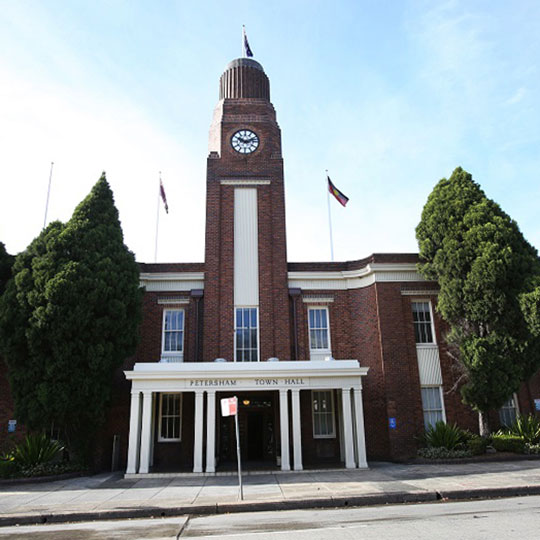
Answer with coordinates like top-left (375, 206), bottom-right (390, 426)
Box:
top-left (0, 174), bottom-right (142, 458)
top-left (0, 242), bottom-right (14, 294)
top-left (416, 167), bottom-right (540, 435)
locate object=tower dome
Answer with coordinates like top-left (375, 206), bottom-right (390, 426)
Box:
top-left (219, 58), bottom-right (270, 100)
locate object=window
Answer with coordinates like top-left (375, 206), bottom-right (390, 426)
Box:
top-left (412, 301), bottom-right (434, 344)
top-left (158, 393), bottom-right (182, 441)
top-left (162, 310), bottom-right (184, 361)
top-left (235, 307), bottom-right (258, 362)
top-left (309, 307), bottom-right (331, 351)
top-left (312, 390), bottom-right (335, 438)
top-left (499, 395), bottom-right (518, 427)
top-left (421, 387), bottom-right (445, 429)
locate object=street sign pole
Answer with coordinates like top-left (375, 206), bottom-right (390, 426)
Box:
top-left (234, 409), bottom-right (243, 500)
top-left (221, 396), bottom-right (243, 501)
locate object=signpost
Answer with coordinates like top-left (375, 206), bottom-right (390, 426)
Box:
top-left (221, 396), bottom-right (243, 500)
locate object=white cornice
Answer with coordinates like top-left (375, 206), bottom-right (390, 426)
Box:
top-left (221, 179), bottom-right (271, 186)
top-left (126, 360), bottom-right (368, 382)
top-left (140, 272), bottom-right (205, 292)
top-left (288, 263), bottom-right (431, 291)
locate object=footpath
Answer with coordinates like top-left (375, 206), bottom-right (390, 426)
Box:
top-left (2, 459), bottom-right (540, 527)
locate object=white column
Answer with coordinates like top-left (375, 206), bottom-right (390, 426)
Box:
top-left (138, 391), bottom-right (153, 474)
top-left (353, 387), bottom-right (368, 468)
top-left (291, 389), bottom-right (303, 471)
top-left (206, 390), bottom-right (216, 473)
top-left (341, 388), bottom-right (355, 469)
top-left (126, 391), bottom-right (142, 474)
top-left (279, 389), bottom-right (291, 471)
top-left (193, 391), bottom-right (204, 473)
top-left (150, 393), bottom-right (156, 467)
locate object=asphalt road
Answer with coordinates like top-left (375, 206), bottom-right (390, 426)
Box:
top-left (1, 495), bottom-right (539, 539)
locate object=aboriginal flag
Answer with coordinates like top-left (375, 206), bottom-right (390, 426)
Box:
top-left (328, 176), bottom-right (349, 207)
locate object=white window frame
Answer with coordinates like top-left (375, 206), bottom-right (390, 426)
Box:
top-left (420, 386), bottom-right (446, 430)
top-left (158, 393), bottom-right (182, 442)
top-left (311, 390), bottom-right (336, 439)
top-left (234, 306), bottom-right (260, 362)
top-left (161, 309), bottom-right (185, 362)
top-left (411, 300), bottom-right (436, 347)
top-left (499, 393), bottom-right (519, 427)
top-left (308, 306), bottom-right (332, 359)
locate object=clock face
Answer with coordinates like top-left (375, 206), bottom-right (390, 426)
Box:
top-left (231, 129), bottom-right (259, 154)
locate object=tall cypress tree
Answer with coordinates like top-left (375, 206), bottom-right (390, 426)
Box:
top-left (416, 167), bottom-right (540, 435)
top-left (0, 242), bottom-right (14, 295)
top-left (0, 174), bottom-right (142, 457)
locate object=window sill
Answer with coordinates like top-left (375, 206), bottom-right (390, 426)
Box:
top-left (160, 355), bottom-right (184, 363)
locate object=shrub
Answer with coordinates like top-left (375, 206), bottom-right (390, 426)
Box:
top-left (418, 447), bottom-right (473, 459)
top-left (525, 443), bottom-right (540, 455)
top-left (0, 455), bottom-right (18, 479)
top-left (18, 461), bottom-right (82, 478)
top-left (423, 421), bottom-right (467, 450)
top-left (507, 414), bottom-right (540, 444)
top-left (12, 433), bottom-right (64, 468)
top-left (464, 433), bottom-right (489, 455)
top-left (491, 433), bottom-right (526, 453)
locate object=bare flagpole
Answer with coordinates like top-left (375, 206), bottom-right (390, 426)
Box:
top-left (43, 161), bottom-right (54, 229)
top-left (154, 171), bottom-right (161, 263)
top-left (326, 170), bottom-right (334, 261)
top-left (242, 25), bottom-right (245, 57)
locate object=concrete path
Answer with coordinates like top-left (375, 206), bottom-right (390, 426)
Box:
top-left (2, 460), bottom-right (540, 526)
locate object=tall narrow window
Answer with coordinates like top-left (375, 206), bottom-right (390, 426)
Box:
top-left (235, 307), bottom-right (258, 362)
top-left (421, 387), bottom-right (445, 429)
top-left (312, 390), bottom-right (335, 438)
top-left (161, 309), bottom-right (184, 362)
top-left (159, 393), bottom-right (182, 441)
top-left (412, 301), bottom-right (434, 344)
top-left (309, 307), bottom-right (331, 354)
top-left (499, 395), bottom-right (518, 427)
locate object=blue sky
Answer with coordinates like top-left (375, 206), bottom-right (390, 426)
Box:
top-left (1, 0), bottom-right (539, 263)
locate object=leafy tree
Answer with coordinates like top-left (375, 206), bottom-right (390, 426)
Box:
top-left (0, 242), bottom-right (14, 294)
top-left (416, 167), bottom-right (540, 435)
top-left (0, 174), bottom-right (142, 458)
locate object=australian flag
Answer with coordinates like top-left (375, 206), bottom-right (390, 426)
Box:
top-left (243, 26), bottom-right (254, 57)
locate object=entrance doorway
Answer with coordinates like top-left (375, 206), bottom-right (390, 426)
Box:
top-left (218, 393), bottom-right (276, 467)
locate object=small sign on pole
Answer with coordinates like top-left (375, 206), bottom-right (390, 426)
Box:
top-left (221, 396), bottom-right (243, 500)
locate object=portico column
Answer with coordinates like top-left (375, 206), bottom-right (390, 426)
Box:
top-left (193, 391), bottom-right (204, 473)
top-left (353, 387), bottom-right (368, 468)
top-left (126, 390), bottom-right (142, 474)
top-left (291, 389), bottom-right (303, 471)
top-left (341, 388), bottom-right (355, 469)
top-left (279, 389), bottom-right (291, 471)
top-left (138, 390), bottom-right (153, 473)
top-left (206, 390), bottom-right (216, 473)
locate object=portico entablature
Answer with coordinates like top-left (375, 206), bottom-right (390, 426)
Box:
top-left (125, 360), bottom-right (368, 392)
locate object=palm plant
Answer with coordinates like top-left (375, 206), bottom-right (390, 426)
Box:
top-left (12, 433), bottom-right (64, 467)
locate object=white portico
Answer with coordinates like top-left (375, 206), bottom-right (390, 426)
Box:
top-left (124, 360), bottom-right (369, 476)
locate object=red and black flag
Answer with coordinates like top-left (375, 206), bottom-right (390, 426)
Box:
top-left (327, 176), bottom-right (349, 207)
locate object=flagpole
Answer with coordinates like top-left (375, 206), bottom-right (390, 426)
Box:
top-left (326, 170), bottom-right (334, 261)
top-left (43, 161), bottom-right (54, 229)
top-left (242, 25), bottom-right (245, 57)
top-left (154, 172), bottom-right (161, 263)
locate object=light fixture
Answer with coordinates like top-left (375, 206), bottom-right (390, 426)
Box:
top-left (243, 399), bottom-right (250, 406)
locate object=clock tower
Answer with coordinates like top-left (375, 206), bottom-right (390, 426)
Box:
top-left (203, 58), bottom-right (291, 363)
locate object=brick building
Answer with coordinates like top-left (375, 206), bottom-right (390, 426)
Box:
top-left (3, 56), bottom-right (539, 473)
